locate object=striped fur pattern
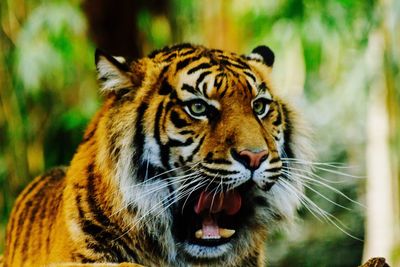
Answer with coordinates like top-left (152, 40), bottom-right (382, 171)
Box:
top-left (4, 44), bottom-right (312, 267)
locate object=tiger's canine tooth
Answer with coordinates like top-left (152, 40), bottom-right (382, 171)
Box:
top-left (195, 229), bottom-right (203, 239)
top-left (219, 228), bottom-right (235, 238)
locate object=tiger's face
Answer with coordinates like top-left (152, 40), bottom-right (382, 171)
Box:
top-left (95, 44), bottom-right (309, 265)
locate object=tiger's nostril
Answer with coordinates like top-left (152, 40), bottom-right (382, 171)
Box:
top-left (231, 149), bottom-right (268, 170)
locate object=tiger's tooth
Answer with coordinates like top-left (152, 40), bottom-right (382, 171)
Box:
top-left (195, 228), bottom-right (235, 239)
top-left (219, 228), bottom-right (235, 238)
top-left (195, 229), bottom-right (203, 239)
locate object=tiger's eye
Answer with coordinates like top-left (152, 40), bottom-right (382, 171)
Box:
top-left (189, 101), bottom-right (207, 116)
top-left (253, 99), bottom-right (266, 115)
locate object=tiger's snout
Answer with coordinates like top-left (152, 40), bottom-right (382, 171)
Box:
top-left (230, 148), bottom-right (268, 170)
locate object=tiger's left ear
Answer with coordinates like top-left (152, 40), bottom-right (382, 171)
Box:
top-left (95, 49), bottom-right (134, 93)
top-left (247, 45), bottom-right (275, 67)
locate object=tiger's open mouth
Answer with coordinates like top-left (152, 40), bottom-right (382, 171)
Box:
top-left (193, 190), bottom-right (241, 241)
top-left (173, 181), bottom-right (254, 248)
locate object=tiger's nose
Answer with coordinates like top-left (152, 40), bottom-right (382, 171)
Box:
top-left (231, 149), bottom-right (268, 170)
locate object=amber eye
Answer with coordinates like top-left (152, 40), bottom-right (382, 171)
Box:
top-left (186, 100), bottom-right (208, 117)
top-left (253, 98), bottom-right (271, 117)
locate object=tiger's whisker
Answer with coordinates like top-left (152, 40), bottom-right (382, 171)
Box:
top-left (137, 177), bottom-right (207, 227)
top-left (281, 158), bottom-right (350, 168)
top-left (281, 169), bottom-right (364, 208)
top-left (276, 179), bottom-right (324, 222)
top-left (111, 172), bottom-right (201, 216)
top-left (281, 171), bottom-right (351, 211)
top-left (282, 165), bottom-right (349, 184)
top-left (180, 172), bottom-right (219, 214)
top-left (122, 162), bottom-right (202, 190)
top-left (279, 179), bottom-right (363, 241)
top-left (115, 177), bottom-right (206, 240)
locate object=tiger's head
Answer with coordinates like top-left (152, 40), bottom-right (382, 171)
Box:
top-left (94, 44), bottom-right (311, 266)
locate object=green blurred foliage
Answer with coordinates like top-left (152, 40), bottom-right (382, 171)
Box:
top-left (1, 0), bottom-right (399, 266)
top-left (0, 0), bottom-right (98, 252)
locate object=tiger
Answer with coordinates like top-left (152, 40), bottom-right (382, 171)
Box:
top-left (3, 43), bottom-right (312, 267)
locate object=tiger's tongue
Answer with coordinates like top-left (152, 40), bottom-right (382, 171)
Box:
top-left (193, 190), bottom-right (241, 238)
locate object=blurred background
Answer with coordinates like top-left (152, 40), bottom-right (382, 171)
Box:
top-left (0, 0), bottom-right (399, 266)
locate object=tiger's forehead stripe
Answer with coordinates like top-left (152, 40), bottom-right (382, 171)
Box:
top-left (175, 66), bottom-right (264, 102)
top-left (155, 45), bottom-right (273, 105)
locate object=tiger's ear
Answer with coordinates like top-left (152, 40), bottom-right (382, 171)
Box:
top-left (245, 45), bottom-right (275, 67)
top-left (95, 49), bottom-right (134, 93)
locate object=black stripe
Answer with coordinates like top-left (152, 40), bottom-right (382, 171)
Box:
top-left (164, 52), bottom-right (176, 62)
top-left (164, 100), bottom-right (175, 115)
top-left (201, 82), bottom-right (208, 97)
top-left (181, 83), bottom-right (198, 95)
top-left (220, 59), bottom-right (248, 69)
top-left (73, 253), bottom-right (96, 263)
top-left (217, 54), bottom-right (231, 60)
top-left (179, 130), bottom-right (195, 135)
top-left (170, 111), bottom-right (189, 128)
top-left (264, 182), bottom-right (275, 191)
top-left (149, 43), bottom-right (195, 58)
top-left (195, 71), bottom-right (212, 89)
top-left (186, 135), bottom-right (205, 162)
top-left (180, 49), bottom-right (196, 57)
top-left (199, 164), bottom-right (240, 175)
top-left (159, 65), bottom-right (170, 77)
top-left (258, 82), bottom-right (267, 93)
top-left (187, 63), bottom-right (212, 74)
top-left (154, 102), bottom-right (170, 169)
top-left (167, 137), bottom-right (193, 147)
top-left (77, 172), bottom-right (138, 263)
top-left (210, 48), bottom-right (224, 54)
top-left (267, 174), bottom-right (281, 180)
top-left (21, 181), bottom-right (48, 263)
top-left (266, 167), bottom-right (281, 173)
top-left (36, 189), bottom-right (50, 254)
top-left (80, 220), bottom-right (115, 260)
top-left (11, 174), bottom-right (50, 263)
top-left (75, 192), bottom-right (85, 219)
top-left (191, 135), bottom-right (205, 155)
top-left (214, 73), bottom-right (225, 91)
top-left (82, 127), bottom-right (96, 143)
top-left (86, 164), bottom-right (138, 261)
top-left (204, 157), bottom-right (231, 165)
top-left (175, 55), bottom-right (201, 72)
top-left (245, 79), bottom-right (253, 95)
top-left (244, 71), bottom-right (256, 83)
top-left (46, 181), bottom-right (64, 255)
top-left (159, 79), bottom-right (174, 95)
top-left (7, 174), bottom-right (43, 253)
top-left (281, 103), bottom-right (295, 159)
top-left (237, 58), bottom-right (250, 69)
top-left (75, 192), bottom-right (109, 257)
top-left (13, 199), bottom-right (32, 263)
top-left (269, 157), bottom-right (281, 164)
top-left (273, 109), bottom-right (282, 126)
top-left (132, 103), bottom-right (149, 169)
top-left (86, 163), bottom-right (112, 227)
top-left (220, 86), bottom-right (228, 98)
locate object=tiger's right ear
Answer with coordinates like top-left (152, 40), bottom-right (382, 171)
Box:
top-left (95, 49), bottom-right (134, 93)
